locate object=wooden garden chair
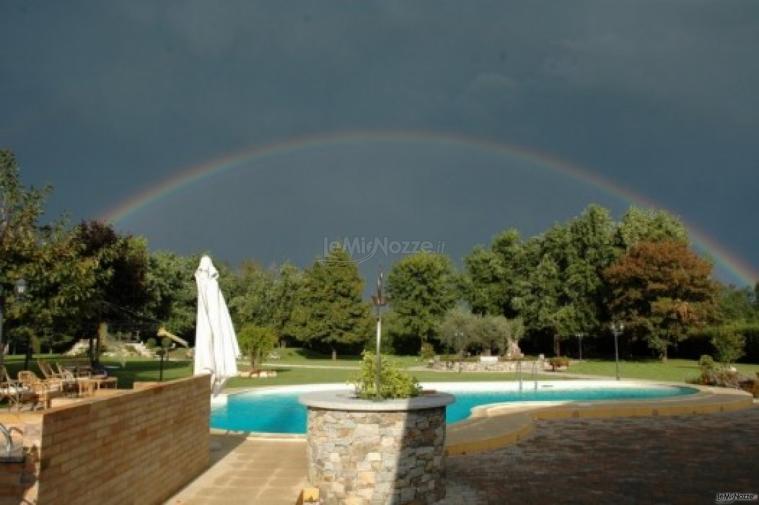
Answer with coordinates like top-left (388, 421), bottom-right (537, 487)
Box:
top-left (17, 371), bottom-right (64, 409)
top-left (0, 366), bottom-right (38, 410)
top-left (56, 361), bottom-right (116, 391)
top-left (56, 368), bottom-right (96, 397)
top-left (38, 360), bottom-right (65, 380)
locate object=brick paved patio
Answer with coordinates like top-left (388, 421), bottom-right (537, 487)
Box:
top-left (442, 406), bottom-right (759, 505)
top-left (166, 404), bottom-right (757, 505)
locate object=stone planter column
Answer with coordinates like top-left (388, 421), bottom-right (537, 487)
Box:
top-left (300, 391), bottom-right (454, 505)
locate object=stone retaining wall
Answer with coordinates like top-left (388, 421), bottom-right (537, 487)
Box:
top-left (306, 407), bottom-right (447, 505)
top-left (429, 358), bottom-right (546, 373)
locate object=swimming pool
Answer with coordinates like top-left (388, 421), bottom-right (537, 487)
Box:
top-left (210, 381), bottom-right (697, 434)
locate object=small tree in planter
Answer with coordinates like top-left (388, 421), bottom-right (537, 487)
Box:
top-left (238, 324), bottom-right (278, 374)
top-left (350, 351), bottom-right (421, 399)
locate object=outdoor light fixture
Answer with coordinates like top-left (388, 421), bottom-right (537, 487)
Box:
top-left (575, 332), bottom-right (584, 361)
top-left (371, 271), bottom-right (388, 399)
top-left (610, 322), bottom-right (624, 381)
top-left (14, 278), bottom-right (27, 298)
top-left (0, 278), bottom-right (29, 367)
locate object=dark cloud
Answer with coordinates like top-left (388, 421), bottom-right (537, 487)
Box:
top-left (1, 1), bottom-right (757, 285)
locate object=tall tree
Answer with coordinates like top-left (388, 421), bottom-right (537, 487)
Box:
top-left (291, 247), bottom-right (371, 359)
top-left (616, 206), bottom-right (688, 249)
top-left (716, 284), bottom-right (757, 323)
top-left (517, 255), bottom-right (564, 355)
top-left (228, 260), bottom-right (277, 328)
top-left (71, 221), bottom-right (150, 360)
top-left (563, 205), bottom-right (618, 335)
top-left (1, 150), bottom-right (100, 358)
top-left (228, 261), bottom-right (304, 345)
top-left (0, 150), bottom-right (49, 350)
top-left (604, 240), bottom-right (718, 360)
top-left (144, 251), bottom-right (197, 339)
top-left (387, 252), bottom-right (458, 353)
top-left (463, 229), bottom-right (525, 317)
top-left (0, 150), bottom-right (49, 271)
top-left (270, 262), bottom-right (305, 343)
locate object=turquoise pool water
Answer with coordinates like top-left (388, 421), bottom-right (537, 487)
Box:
top-left (210, 385), bottom-right (696, 434)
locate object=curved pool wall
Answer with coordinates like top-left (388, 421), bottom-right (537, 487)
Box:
top-left (210, 381), bottom-right (697, 434)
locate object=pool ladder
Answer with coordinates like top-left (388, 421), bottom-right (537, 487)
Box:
top-left (517, 359), bottom-right (523, 392)
top-left (0, 423), bottom-right (24, 464)
top-left (517, 360), bottom-right (539, 393)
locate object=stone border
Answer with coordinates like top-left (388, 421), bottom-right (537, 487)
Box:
top-left (446, 384), bottom-right (754, 456)
top-left (299, 390), bottom-right (455, 411)
top-left (211, 381), bottom-right (754, 451)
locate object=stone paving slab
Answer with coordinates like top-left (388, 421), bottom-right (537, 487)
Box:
top-left (167, 435), bottom-right (307, 505)
top-left (446, 385), bottom-right (753, 456)
top-left (441, 407), bottom-right (759, 505)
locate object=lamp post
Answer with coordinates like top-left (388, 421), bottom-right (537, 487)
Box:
top-left (575, 332), bottom-right (584, 361)
top-left (370, 271), bottom-right (388, 399)
top-left (0, 284), bottom-right (4, 367)
top-left (610, 322), bottom-right (624, 381)
top-left (0, 278), bottom-right (28, 367)
top-left (15, 279), bottom-right (31, 370)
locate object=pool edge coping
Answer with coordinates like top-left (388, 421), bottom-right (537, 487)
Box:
top-left (445, 384), bottom-right (754, 456)
top-left (212, 382), bottom-right (755, 451)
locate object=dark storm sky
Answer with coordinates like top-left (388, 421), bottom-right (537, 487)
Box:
top-left (2, 1), bottom-right (757, 286)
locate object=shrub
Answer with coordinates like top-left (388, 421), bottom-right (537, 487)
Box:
top-left (237, 324), bottom-right (279, 370)
top-left (419, 342), bottom-right (436, 361)
top-left (710, 329), bottom-right (745, 364)
top-left (351, 351), bottom-right (421, 400)
top-left (548, 356), bottom-right (570, 371)
top-left (698, 354), bottom-right (716, 374)
top-left (687, 322), bottom-right (759, 361)
top-left (690, 354), bottom-right (752, 390)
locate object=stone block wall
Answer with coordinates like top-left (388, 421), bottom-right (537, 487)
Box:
top-left (0, 375), bottom-right (210, 505)
top-left (307, 407), bottom-right (446, 505)
top-left (429, 358), bottom-right (547, 373)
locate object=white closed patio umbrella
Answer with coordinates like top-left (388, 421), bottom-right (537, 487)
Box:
top-left (194, 255), bottom-right (240, 394)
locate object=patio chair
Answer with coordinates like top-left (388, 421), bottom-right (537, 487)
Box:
top-left (38, 360), bottom-right (64, 380)
top-left (17, 371), bottom-right (64, 409)
top-left (0, 366), bottom-right (38, 411)
top-left (56, 368), bottom-right (96, 397)
top-left (43, 362), bottom-right (82, 397)
top-left (58, 360), bottom-right (92, 378)
top-left (60, 361), bottom-right (116, 390)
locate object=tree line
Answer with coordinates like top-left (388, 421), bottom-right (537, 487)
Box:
top-left (2, 149), bottom-right (758, 362)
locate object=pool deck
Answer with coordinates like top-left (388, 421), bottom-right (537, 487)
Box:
top-left (445, 384), bottom-right (752, 455)
top-left (167, 435), bottom-right (307, 505)
top-left (166, 382), bottom-right (754, 505)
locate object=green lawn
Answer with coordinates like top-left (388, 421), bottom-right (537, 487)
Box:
top-left (1, 354), bottom-right (193, 389)
top-left (228, 366), bottom-right (558, 388)
top-left (1, 354), bottom-right (554, 392)
top-left (264, 347), bottom-right (422, 369)
top-left (568, 358), bottom-right (759, 383)
top-left (5, 352), bottom-right (758, 391)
